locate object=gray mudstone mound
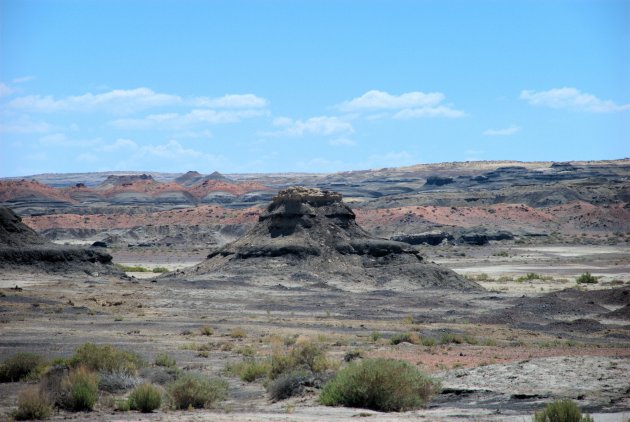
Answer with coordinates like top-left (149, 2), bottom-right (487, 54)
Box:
top-left (177, 187), bottom-right (480, 291)
top-left (0, 206), bottom-right (118, 274)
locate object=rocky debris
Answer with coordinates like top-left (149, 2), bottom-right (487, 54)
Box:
top-left (175, 187), bottom-right (480, 291)
top-left (0, 206), bottom-right (118, 274)
top-left (99, 174), bottom-right (154, 187)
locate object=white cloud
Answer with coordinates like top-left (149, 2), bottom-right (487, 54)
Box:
top-left (483, 125), bottom-right (521, 136)
top-left (520, 88), bottom-right (630, 113)
top-left (138, 140), bottom-right (207, 159)
top-left (264, 116), bottom-right (353, 137)
top-left (192, 94), bottom-right (268, 108)
top-left (329, 137), bottom-right (357, 146)
top-left (111, 109), bottom-right (268, 129)
top-left (8, 88), bottom-right (270, 115)
top-left (101, 138), bottom-right (138, 152)
top-left (76, 153), bottom-right (99, 163)
top-left (0, 82), bottom-right (16, 97)
top-left (338, 90), bottom-right (466, 120)
top-left (393, 106), bottom-right (466, 119)
top-left (339, 90), bottom-right (444, 111)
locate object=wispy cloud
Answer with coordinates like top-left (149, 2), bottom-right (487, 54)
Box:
top-left (39, 133), bottom-right (101, 147)
top-left (520, 88), bottom-right (630, 113)
top-left (339, 90), bottom-right (444, 111)
top-left (111, 109), bottom-right (268, 130)
top-left (100, 138), bottom-right (138, 152)
top-left (12, 76), bottom-right (36, 84)
top-left (329, 137), bottom-right (356, 146)
top-left (483, 125), bottom-right (521, 136)
top-left (394, 106), bottom-right (466, 119)
top-left (0, 82), bottom-right (16, 97)
top-left (8, 88), bottom-right (269, 115)
top-left (265, 116), bottom-right (353, 137)
top-left (0, 115), bottom-right (52, 133)
top-left (338, 90), bottom-right (466, 119)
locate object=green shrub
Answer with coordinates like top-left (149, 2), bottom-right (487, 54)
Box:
top-left (0, 352), bottom-right (46, 382)
top-left (225, 359), bottom-right (270, 382)
top-left (12, 386), bottom-right (52, 420)
top-left (60, 366), bottom-right (99, 411)
top-left (320, 358), bottom-right (440, 411)
top-left (70, 343), bottom-right (145, 374)
top-left (517, 273), bottom-right (542, 282)
top-left (270, 341), bottom-right (333, 380)
top-left (115, 264), bottom-right (150, 272)
top-left (168, 372), bottom-right (228, 409)
top-left (421, 337), bottom-right (437, 347)
top-left (575, 272), bottom-right (598, 284)
top-left (532, 399), bottom-right (593, 422)
top-left (390, 332), bottom-right (419, 345)
top-left (439, 333), bottom-right (464, 344)
top-left (370, 331), bottom-right (382, 342)
top-left (154, 353), bottom-right (176, 368)
top-left (152, 267), bottom-right (168, 273)
top-left (115, 398), bottom-right (131, 411)
top-left (129, 383), bottom-right (162, 413)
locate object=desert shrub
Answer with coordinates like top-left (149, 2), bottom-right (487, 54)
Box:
top-left (320, 358), bottom-right (440, 411)
top-left (199, 326), bottom-right (214, 336)
top-left (168, 372), bottom-right (228, 409)
top-left (70, 343), bottom-right (145, 374)
top-left (575, 272), bottom-right (598, 284)
top-left (129, 383), bottom-right (162, 413)
top-left (390, 332), bottom-right (419, 345)
top-left (0, 352), bottom-right (46, 382)
top-left (98, 370), bottom-right (141, 392)
top-left (267, 370), bottom-right (312, 401)
top-left (517, 273), bottom-right (542, 282)
top-left (12, 386), bottom-right (52, 420)
top-left (139, 366), bottom-right (181, 385)
top-left (152, 267), bottom-right (168, 273)
top-left (532, 399), bottom-right (593, 422)
top-left (370, 331), bottom-right (382, 342)
top-left (234, 345), bottom-right (256, 356)
top-left (59, 366), bottom-right (99, 411)
top-left (154, 353), bottom-right (176, 368)
top-left (115, 264), bottom-right (150, 272)
top-left (229, 327), bottom-right (247, 338)
top-left (343, 350), bottom-right (364, 362)
top-left (270, 341), bottom-right (333, 380)
top-left (439, 333), bottom-right (464, 344)
top-left (115, 398), bottom-right (131, 411)
top-left (421, 337), bottom-right (437, 347)
top-left (225, 359), bottom-right (270, 382)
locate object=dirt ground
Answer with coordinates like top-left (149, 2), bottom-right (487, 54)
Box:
top-left (1, 242), bottom-right (629, 421)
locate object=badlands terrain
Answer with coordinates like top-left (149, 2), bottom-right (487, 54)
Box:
top-left (0, 159), bottom-right (629, 421)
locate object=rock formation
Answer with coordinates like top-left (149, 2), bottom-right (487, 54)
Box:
top-left (176, 187), bottom-right (480, 291)
top-left (0, 206), bottom-right (117, 274)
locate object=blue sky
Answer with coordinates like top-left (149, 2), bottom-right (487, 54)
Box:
top-left (1, 0), bottom-right (628, 176)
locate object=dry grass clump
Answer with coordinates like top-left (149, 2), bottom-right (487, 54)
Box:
top-left (168, 372), bottom-right (228, 409)
top-left (390, 332), bottom-right (420, 345)
top-left (128, 383), bottom-right (162, 413)
top-left (225, 359), bottom-right (270, 382)
top-left (70, 342), bottom-right (145, 374)
top-left (320, 358), bottom-right (440, 411)
top-left (270, 339), bottom-right (336, 380)
top-left (154, 352), bottom-right (176, 368)
top-left (12, 386), bottom-right (52, 420)
top-left (200, 326), bottom-right (214, 336)
top-left (532, 399), bottom-right (593, 422)
top-left (229, 327), bottom-right (247, 339)
top-left (58, 366), bottom-right (99, 411)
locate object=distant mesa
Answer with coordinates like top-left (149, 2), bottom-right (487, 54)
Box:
top-left (170, 186), bottom-right (480, 291)
top-left (175, 170), bottom-right (230, 186)
top-left (99, 174), bottom-right (154, 187)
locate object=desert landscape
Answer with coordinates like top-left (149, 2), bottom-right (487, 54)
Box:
top-left (1, 159), bottom-right (629, 421)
